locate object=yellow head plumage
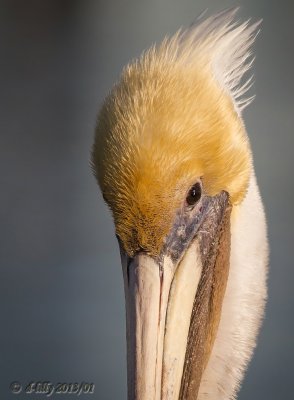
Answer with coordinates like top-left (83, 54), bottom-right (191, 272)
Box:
top-left (92, 9), bottom-right (259, 257)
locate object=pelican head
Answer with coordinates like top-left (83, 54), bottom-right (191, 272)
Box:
top-left (91, 8), bottom-right (268, 400)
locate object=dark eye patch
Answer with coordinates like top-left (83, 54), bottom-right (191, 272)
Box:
top-left (186, 182), bottom-right (202, 207)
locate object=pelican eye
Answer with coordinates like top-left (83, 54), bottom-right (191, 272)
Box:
top-left (186, 182), bottom-right (202, 207)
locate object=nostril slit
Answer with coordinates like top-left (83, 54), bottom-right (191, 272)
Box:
top-left (126, 257), bottom-right (132, 286)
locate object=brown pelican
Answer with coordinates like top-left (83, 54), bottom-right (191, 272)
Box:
top-left (91, 8), bottom-right (268, 400)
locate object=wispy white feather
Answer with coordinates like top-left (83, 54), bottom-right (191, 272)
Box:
top-left (163, 8), bottom-right (261, 114)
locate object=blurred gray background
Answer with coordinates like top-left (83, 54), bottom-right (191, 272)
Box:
top-left (0, 0), bottom-right (293, 399)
